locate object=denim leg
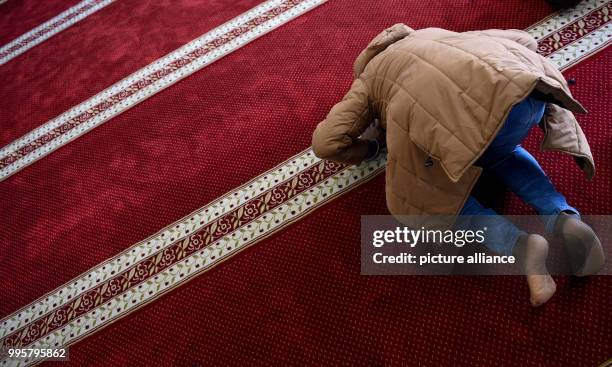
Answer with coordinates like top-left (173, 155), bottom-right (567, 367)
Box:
top-left (458, 196), bottom-right (525, 256)
top-left (485, 146), bottom-right (580, 232)
top-left (479, 97), bottom-right (546, 163)
top-left (476, 96), bottom-right (579, 233)
top-left (457, 98), bottom-right (539, 255)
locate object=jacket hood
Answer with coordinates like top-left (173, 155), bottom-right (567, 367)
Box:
top-left (353, 23), bottom-right (414, 79)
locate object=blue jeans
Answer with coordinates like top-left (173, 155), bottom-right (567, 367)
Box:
top-left (459, 97), bottom-right (579, 256)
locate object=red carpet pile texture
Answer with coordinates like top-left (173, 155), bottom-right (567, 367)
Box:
top-left (0, 0), bottom-right (610, 366)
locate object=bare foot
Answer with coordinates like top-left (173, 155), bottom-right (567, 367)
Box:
top-left (557, 214), bottom-right (605, 276)
top-left (527, 274), bottom-right (557, 307)
top-left (518, 234), bottom-right (557, 307)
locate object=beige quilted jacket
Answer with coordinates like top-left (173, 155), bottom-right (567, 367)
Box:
top-left (312, 24), bottom-right (594, 216)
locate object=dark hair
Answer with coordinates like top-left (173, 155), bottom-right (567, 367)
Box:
top-left (546, 0), bottom-right (582, 9)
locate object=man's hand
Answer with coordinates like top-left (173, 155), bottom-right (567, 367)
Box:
top-left (359, 119), bottom-right (386, 161)
top-left (360, 119), bottom-right (386, 147)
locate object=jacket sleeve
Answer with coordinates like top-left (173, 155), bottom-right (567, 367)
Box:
top-left (312, 78), bottom-right (374, 165)
top-left (464, 29), bottom-right (538, 52)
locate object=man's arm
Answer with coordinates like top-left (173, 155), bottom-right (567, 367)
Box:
top-left (312, 78), bottom-right (374, 165)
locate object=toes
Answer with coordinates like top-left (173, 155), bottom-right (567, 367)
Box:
top-left (531, 299), bottom-right (543, 307)
top-left (527, 275), bottom-right (556, 307)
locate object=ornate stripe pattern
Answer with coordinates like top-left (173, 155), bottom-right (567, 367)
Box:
top-left (547, 7), bottom-right (611, 69)
top-left (0, 0), bottom-right (328, 182)
top-left (1, 2), bottom-right (610, 366)
top-left (0, 0), bottom-right (115, 65)
top-left (1, 151), bottom-right (383, 366)
top-left (0, 151), bottom-right (321, 339)
top-left (0, 154), bottom-right (351, 350)
top-left (537, 1), bottom-right (611, 58)
top-left (527, 0), bottom-right (608, 40)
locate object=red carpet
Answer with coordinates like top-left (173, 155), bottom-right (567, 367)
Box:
top-left (507, 52), bottom-right (612, 215)
top-left (0, 0), bottom-right (83, 45)
top-left (0, 0), bottom-right (264, 146)
top-left (0, 0), bottom-right (610, 366)
top-left (57, 53), bottom-right (612, 367)
top-left (0, 0), bottom-right (555, 317)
